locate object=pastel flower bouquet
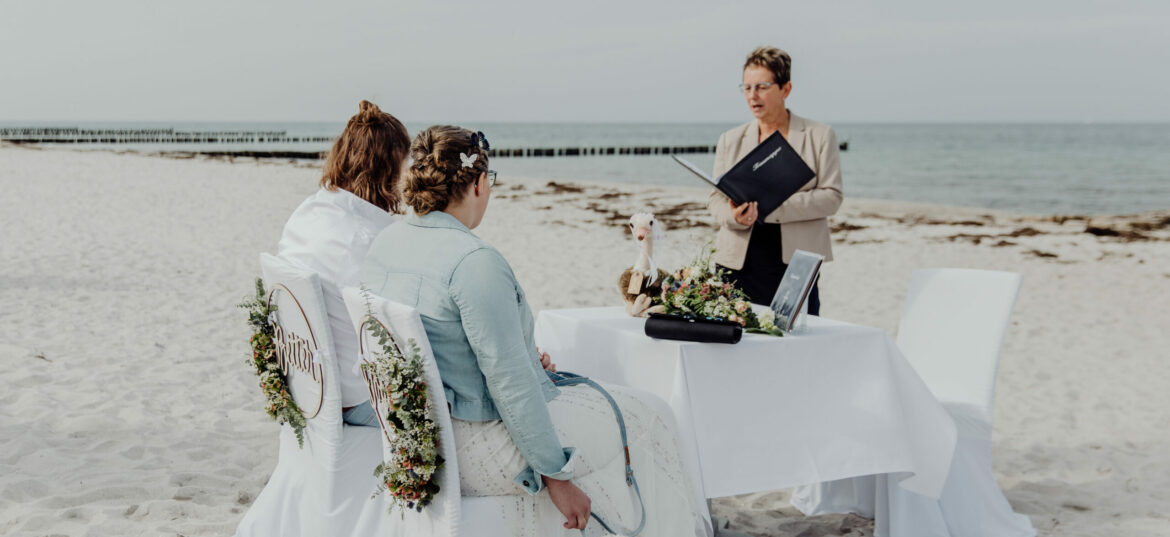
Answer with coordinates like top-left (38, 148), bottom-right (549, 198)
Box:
top-left (659, 246), bottom-right (784, 336)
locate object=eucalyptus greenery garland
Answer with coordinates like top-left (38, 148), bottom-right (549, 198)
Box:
top-left (359, 313), bottom-right (444, 513)
top-left (239, 278), bottom-right (308, 447)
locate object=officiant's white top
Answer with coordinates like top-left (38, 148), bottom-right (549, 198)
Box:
top-left (276, 187), bottom-right (395, 407)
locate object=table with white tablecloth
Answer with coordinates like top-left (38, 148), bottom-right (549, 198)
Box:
top-left (534, 307), bottom-right (956, 500)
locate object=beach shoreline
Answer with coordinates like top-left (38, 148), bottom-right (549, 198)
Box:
top-left (8, 141), bottom-right (1170, 220)
top-left (2, 145), bottom-right (1168, 536)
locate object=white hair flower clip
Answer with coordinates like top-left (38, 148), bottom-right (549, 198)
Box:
top-left (460, 152), bottom-right (478, 168)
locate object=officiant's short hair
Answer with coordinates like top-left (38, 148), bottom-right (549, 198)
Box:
top-left (320, 100), bottom-right (411, 214)
top-left (744, 46), bottom-right (792, 86)
top-left (402, 125), bottom-right (489, 216)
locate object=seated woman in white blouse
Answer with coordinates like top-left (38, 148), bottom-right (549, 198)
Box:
top-left (275, 100), bottom-right (411, 427)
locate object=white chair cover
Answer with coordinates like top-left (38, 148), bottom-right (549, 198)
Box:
top-left (897, 269), bottom-right (1021, 423)
top-left (234, 254), bottom-right (389, 537)
top-left (793, 268), bottom-right (1035, 537)
top-left (342, 287), bottom-right (468, 537)
top-left (344, 288), bottom-right (615, 537)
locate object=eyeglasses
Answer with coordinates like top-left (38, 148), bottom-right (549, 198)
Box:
top-left (738, 82), bottom-right (777, 94)
top-left (487, 170), bottom-right (497, 187)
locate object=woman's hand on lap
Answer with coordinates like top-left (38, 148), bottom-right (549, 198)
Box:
top-left (544, 477), bottom-right (591, 530)
top-left (536, 348), bottom-right (556, 372)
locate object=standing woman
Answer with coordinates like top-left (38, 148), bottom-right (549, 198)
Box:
top-left (707, 46), bottom-right (843, 314)
top-left (275, 100), bottom-right (411, 427)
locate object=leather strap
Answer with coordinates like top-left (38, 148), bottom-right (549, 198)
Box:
top-left (547, 370), bottom-right (646, 537)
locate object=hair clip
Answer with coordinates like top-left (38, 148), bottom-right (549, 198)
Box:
top-left (470, 131), bottom-right (490, 151)
top-left (460, 152), bottom-right (479, 168)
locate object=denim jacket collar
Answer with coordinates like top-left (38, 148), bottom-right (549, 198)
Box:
top-left (409, 211), bottom-right (473, 234)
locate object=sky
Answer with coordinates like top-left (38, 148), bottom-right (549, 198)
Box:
top-left (1, 0), bottom-right (1168, 123)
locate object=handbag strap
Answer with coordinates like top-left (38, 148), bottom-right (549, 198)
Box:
top-left (547, 370), bottom-right (647, 537)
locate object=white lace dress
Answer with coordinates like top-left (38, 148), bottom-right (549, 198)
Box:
top-left (451, 383), bottom-right (710, 537)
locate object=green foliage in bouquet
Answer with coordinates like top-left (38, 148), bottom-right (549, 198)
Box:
top-left (359, 311), bottom-right (444, 513)
top-left (660, 246), bottom-right (784, 336)
top-left (239, 278), bottom-right (308, 447)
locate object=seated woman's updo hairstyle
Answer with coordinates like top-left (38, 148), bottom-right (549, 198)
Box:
top-left (402, 125), bottom-right (490, 215)
top-left (320, 100), bottom-right (411, 213)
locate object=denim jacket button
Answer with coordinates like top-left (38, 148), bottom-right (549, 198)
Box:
top-left (522, 480), bottom-right (530, 487)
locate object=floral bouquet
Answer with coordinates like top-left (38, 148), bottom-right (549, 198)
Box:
top-left (659, 246), bottom-right (784, 336)
top-left (359, 311), bottom-right (444, 513)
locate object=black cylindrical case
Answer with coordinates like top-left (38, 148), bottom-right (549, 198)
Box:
top-left (644, 313), bottom-right (743, 344)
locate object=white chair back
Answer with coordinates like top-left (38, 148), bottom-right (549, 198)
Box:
top-left (895, 268), bottom-right (1021, 425)
top-left (342, 287), bottom-right (462, 537)
top-left (260, 253), bottom-right (343, 433)
top-left (240, 253), bottom-right (345, 536)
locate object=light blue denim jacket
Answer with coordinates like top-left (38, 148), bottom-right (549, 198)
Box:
top-left (361, 211), bottom-right (574, 495)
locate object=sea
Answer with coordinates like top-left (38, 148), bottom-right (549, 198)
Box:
top-left (5, 121), bottom-right (1169, 215)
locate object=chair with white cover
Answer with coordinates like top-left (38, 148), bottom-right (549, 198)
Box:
top-left (791, 268), bottom-right (1035, 537)
top-left (343, 287), bottom-right (599, 537)
top-left (234, 254), bottom-right (392, 537)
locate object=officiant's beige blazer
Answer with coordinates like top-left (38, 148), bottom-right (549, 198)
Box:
top-left (707, 111), bottom-right (843, 268)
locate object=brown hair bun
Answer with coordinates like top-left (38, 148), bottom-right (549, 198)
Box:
top-left (402, 125), bottom-right (489, 215)
top-left (319, 100), bottom-right (410, 213)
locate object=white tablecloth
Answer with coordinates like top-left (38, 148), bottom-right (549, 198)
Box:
top-left (534, 307), bottom-right (956, 500)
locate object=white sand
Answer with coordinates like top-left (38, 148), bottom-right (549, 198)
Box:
top-left (1, 145), bottom-right (1168, 536)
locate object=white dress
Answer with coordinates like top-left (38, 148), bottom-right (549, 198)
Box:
top-left (451, 383), bottom-right (709, 537)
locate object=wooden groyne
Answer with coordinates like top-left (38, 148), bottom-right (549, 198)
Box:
top-left (0, 127), bottom-right (719, 158)
top-left (0, 127), bottom-right (334, 145)
top-left (3, 127), bottom-right (859, 157)
top-left (488, 145), bottom-right (716, 157)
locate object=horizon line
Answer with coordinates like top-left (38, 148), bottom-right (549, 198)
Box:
top-left (3, 119), bottom-right (1170, 126)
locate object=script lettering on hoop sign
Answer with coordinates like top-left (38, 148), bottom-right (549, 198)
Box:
top-left (360, 320), bottom-right (399, 442)
top-left (271, 322), bottom-right (325, 418)
top-left (362, 364), bottom-right (394, 442)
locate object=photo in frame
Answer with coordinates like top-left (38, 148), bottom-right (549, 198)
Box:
top-left (769, 249), bottom-right (824, 332)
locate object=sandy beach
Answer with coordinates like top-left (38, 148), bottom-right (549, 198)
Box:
top-left (2, 144), bottom-right (1168, 536)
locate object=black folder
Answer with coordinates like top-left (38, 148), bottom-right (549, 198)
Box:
top-left (673, 131), bottom-right (815, 223)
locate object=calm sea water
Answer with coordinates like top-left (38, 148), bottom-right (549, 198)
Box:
top-left (7, 121), bottom-right (1169, 215)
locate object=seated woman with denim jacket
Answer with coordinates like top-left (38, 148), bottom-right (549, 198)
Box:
top-left (361, 126), bottom-right (709, 536)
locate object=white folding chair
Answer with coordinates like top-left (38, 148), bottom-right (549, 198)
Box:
top-left (793, 268), bottom-right (1035, 537)
top-left (344, 287), bottom-right (590, 537)
top-left (234, 254), bottom-right (390, 537)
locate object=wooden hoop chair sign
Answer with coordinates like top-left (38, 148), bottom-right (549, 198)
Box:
top-left (356, 315), bottom-right (402, 443)
top-left (266, 283), bottom-right (326, 419)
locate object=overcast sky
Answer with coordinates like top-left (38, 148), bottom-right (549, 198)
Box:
top-left (2, 0), bottom-right (1168, 123)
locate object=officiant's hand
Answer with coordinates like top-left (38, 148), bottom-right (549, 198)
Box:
top-left (544, 477), bottom-right (591, 530)
top-left (731, 200), bottom-right (758, 226)
top-left (536, 348), bottom-right (557, 372)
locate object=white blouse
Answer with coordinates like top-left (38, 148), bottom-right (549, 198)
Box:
top-left (276, 187), bottom-right (396, 408)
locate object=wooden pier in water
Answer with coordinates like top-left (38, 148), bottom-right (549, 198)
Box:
top-left (0, 127), bottom-right (334, 146)
top-left (4, 127), bottom-right (853, 159)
